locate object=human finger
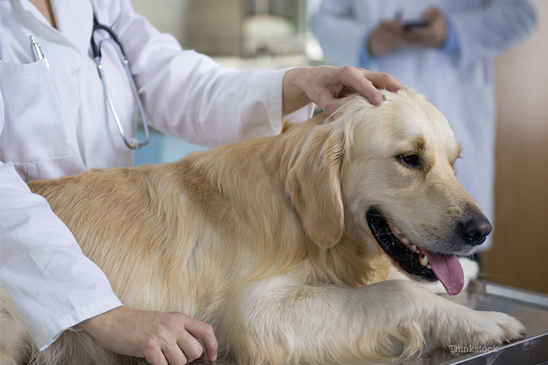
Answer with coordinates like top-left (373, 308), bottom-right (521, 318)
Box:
top-left (383, 29), bottom-right (404, 48)
top-left (161, 341), bottom-right (188, 365)
top-left (368, 28), bottom-right (400, 56)
top-left (379, 19), bottom-right (404, 34)
top-left (183, 316), bottom-right (219, 361)
top-left (143, 347), bottom-right (169, 365)
top-left (362, 70), bottom-right (407, 93)
top-left (175, 332), bottom-right (203, 363)
top-left (400, 32), bottom-right (420, 47)
top-left (310, 87), bottom-right (340, 117)
top-left (421, 6), bottom-right (442, 22)
top-left (337, 66), bottom-right (384, 106)
top-left (407, 13), bottom-right (446, 47)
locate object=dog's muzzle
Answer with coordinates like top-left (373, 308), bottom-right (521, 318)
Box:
top-left (366, 208), bottom-right (469, 295)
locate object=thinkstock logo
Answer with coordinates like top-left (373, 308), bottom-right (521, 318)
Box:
top-left (449, 345), bottom-right (498, 353)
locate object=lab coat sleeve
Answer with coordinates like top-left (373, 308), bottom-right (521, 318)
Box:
top-left (313, 0), bottom-right (373, 67)
top-left (0, 161), bottom-right (123, 351)
top-left (449, 0), bottom-right (538, 69)
top-left (0, 92), bottom-right (122, 350)
top-left (96, 0), bottom-right (313, 148)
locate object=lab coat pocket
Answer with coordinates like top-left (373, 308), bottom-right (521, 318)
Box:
top-left (0, 59), bottom-right (72, 166)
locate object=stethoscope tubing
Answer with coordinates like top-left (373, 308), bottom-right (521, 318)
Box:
top-left (90, 14), bottom-right (150, 150)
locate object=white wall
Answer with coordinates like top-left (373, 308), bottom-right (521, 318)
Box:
top-left (130, 0), bottom-right (188, 45)
top-left (483, 0), bottom-right (548, 294)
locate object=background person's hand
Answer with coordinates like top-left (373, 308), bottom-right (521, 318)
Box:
top-left (401, 7), bottom-right (448, 49)
top-left (368, 20), bottom-right (405, 56)
top-left (79, 307), bottom-right (218, 365)
top-left (283, 65), bottom-right (406, 118)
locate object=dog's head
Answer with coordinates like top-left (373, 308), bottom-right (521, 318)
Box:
top-left (286, 90), bottom-right (490, 295)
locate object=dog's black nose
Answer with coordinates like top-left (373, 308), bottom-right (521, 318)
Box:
top-left (461, 216), bottom-right (492, 246)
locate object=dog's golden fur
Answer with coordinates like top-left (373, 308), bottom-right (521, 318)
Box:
top-left (1, 90), bottom-right (524, 364)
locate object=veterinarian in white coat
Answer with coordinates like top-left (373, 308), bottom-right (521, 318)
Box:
top-left (313, 0), bottom-right (538, 252)
top-left (0, 0), bottom-right (405, 363)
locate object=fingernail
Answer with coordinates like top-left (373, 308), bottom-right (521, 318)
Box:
top-left (376, 97), bottom-right (384, 105)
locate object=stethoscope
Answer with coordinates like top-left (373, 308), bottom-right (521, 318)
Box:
top-left (90, 15), bottom-right (150, 150)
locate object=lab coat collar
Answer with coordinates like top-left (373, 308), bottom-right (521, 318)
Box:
top-left (51, 0), bottom-right (93, 58)
top-left (17, 0), bottom-right (93, 59)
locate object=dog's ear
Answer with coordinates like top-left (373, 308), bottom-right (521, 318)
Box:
top-left (286, 124), bottom-right (346, 249)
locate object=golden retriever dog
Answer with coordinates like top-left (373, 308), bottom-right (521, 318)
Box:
top-left (1, 90), bottom-right (525, 364)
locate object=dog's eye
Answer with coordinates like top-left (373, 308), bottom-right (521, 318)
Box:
top-left (398, 154), bottom-right (420, 167)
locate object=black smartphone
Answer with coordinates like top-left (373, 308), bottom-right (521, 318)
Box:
top-left (403, 21), bottom-right (430, 29)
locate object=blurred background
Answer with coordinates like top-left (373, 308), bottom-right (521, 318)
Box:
top-left (130, 0), bottom-right (548, 295)
top-left (132, 0), bottom-right (324, 166)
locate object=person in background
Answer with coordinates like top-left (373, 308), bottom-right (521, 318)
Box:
top-left (0, 0), bottom-right (405, 364)
top-left (313, 0), bottom-right (538, 255)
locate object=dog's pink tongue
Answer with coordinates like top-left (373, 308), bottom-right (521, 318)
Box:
top-left (425, 251), bottom-right (464, 296)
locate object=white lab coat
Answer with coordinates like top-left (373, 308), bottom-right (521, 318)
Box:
top-left (314, 0), bottom-right (537, 251)
top-left (0, 0), bottom-right (312, 351)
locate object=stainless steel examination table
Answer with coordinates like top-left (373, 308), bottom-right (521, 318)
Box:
top-left (192, 280), bottom-right (548, 365)
top-left (396, 280), bottom-right (548, 365)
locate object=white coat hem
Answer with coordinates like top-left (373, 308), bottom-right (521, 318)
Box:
top-left (36, 294), bottom-right (123, 351)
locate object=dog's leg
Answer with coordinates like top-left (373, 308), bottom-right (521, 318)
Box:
top-left (219, 276), bottom-right (524, 364)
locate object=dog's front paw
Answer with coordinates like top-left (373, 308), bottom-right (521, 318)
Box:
top-left (436, 309), bottom-right (526, 351)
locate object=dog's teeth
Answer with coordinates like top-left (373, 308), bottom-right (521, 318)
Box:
top-left (411, 244), bottom-right (417, 252)
top-left (394, 227), bottom-right (401, 234)
top-left (427, 264), bottom-right (432, 269)
top-left (402, 237), bottom-right (409, 244)
top-left (420, 255), bottom-right (429, 266)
